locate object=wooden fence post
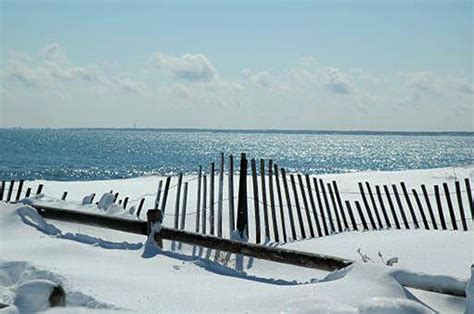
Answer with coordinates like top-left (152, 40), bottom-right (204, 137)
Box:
top-left (6, 180), bottom-right (14, 202)
top-left (454, 181), bottom-right (467, 231)
top-left (160, 176), bottom-right (171, 213)
top-left (196, 166), bottom-right (202, 233)
top-left (306, 175), bottom-right (323, 236)
top-left (0, 180), bottom-right (4, 201)
top-left (15, 180), bottom-right (24, 202)
top-left (332, 181), bottom-right (349, 231)
top-left (113, 192), bottom-right (119, 203)
top-left (400, 182), bottom-right (419, 229)
top-left (327, 183), bottom-right (342, 233)
top-left (217, 153), bottom-right (224, 237)
top-left (298, 174), bottom-right (315, 238)
top-left (465, 178), bottom-right (473, 219)
top-left (376, 185), bottom-right (392, 228)
top-left (268, 160), bottom-right (279, 242)
top-left (154, 180), bottom-right (163, 210)
top-left (136, 198), bottom-right (145, 218)
top-left (412, 189), bottom-right (429, 230)
top-left (358, 182), bottom-right (377, 230)
top-left (290, 174), bottom-right (306, 239)
top-left (178, 182), bottom-right (189, 250)
top-left (313, 178), bottom-right (329, 236)
top-left (236, 153), bottom-right (248, 239)
top-left (228, 156), bottom-right (235, 235)
top-left (122, 196), bottom-right (128, 209)
top-left (61, 192), bottom-right (68, 201)
top-left (421, 184), bottom-right (437, 230)
top-left (36, 184), bottom-right (44, 195)
top-left (392, 185), bottom-right (409, 229)
top-left (174, 173), bottom-right (183, 230)
top-left (345, 201), bottom-right (358, 231)
top-left (319, 179), bottom-right (335, 234)
top-left (260, 159), bottom-right (270, 241)
top-left (209, 163), bottom-right (215, 235)
top-left (281, 168), bottom-right (297, 240)
top-left (434, 185), bottom-right (447, 230)
top-left (365, 182), bottom-right (383, 229)
top-left (202, 175), bottom-right (207, 234)
top-left (355, 201), bottom-right (368, 230)
top-left (25, 187), bottom-right (32, 198)
top-left (442, 183), bottom-right (457, 230)
top-left (274, 164), bottom-right (287, 242)
top-left (250, 159), bottom-right (261, 243)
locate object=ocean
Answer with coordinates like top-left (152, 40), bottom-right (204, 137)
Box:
top-left (0, 128), bottom-right (472, 181)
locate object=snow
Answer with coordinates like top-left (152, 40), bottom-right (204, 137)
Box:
top-left (0, 166), bottom-right (472, 312)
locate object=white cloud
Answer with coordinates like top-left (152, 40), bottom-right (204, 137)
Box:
top-left (241, 69), bottom-right (272, 87)
top-left (323, 67), bottom-right (353, 94)
top-left (154, 51), bottom-right (217, 81)
top-left (449, 77), bottom-right (473, 95)
top-left (403, 72), bottom-right (439, 95)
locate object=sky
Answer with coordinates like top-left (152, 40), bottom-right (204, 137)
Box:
top-left (0, 0), bottom-right (472, 131)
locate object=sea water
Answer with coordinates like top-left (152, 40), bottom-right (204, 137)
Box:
top-left (0, 129), bottom-right (472, 181)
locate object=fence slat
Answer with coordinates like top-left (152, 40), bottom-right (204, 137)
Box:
top-left (274, 164), bottom-right (287, 242)
top-left (307, 175), bottom-right (323, 236)
top-left (15, 180), bottom-right (24, 202)
top-left (392, 185), bottom-right (409, 229)
top-left (298, 174), bottom-right (315, 238)
top-left (195, 166), bottom-right (202, 233)
top-left (6, 180), bottom-right (14, 202)
top-left (332, 181), bottom-right (349, 231)
top-left (61, 192), bottom-right (68, 201)
top-left (327, 183), bottom-right (342, 233)
top-left (260, 159), bottom-right (270, 241)
top-left (268, 160), bottom-right (280, 242)
top-left (355, 201), bottom-right (368, 230)
top-left (202, 175), bottom-right (207, 234)
top-left (421, 185), bottom-right (437, 230)
top-left (455, 181), bottom-right (467, 231)
top-left (313, 178), bottom-right (329, 236)
top-left (217, 153), bottom-right (224, 237)
top-left (154, 180), bottom-right (163, 210)
top-left (434, 185), bottom-right (447, 230)
top-left (365, 182), bottom-right (383, 229)
top-left (465, 178), bottom-right (473, 219)
top-left (36, 184), bottom-right (44, 195)
top-left (250, 159), bottom-right (261, 243)
top-left (319, 179), bottom-right (335, 234)
top-left (228, 156), bottom-right (235, 235)
top-left (345, 201), bottom-right (358, 231)
top-left (281, 168), bottom-right (297, 240)
top-left (0, 181), bottom-right (4, 201)
top-left (290, 174), bottom-right (306, 239)
top-left (412, 189), bottom-right (429, 230)
top-left (136, 198), bottom-right (145, 218)
top-left (160, 177), bottom-right (171, 213)
top-left (178, 182), bottom-right (189, 250)
top-left (443, 183), bottom-right (457, 230)
top-left (400, 182), bottom-right (419, 229)
top-left (25, 187), bottom-right (32, 198)
top-left (122, 196), bottom-right (128, 209)
top-left (376, 186), bottom-right (392, 228)
top-left (174, 173), bottom-right (183, 230)
top-left (210, 163), bottom-right (215, 235)
top-left (236, 153), bottom-right (249, 239)
top-left (358, 183), bottom-right (377, 230)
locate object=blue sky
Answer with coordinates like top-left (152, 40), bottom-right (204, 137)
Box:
top-left (1, 0), bottom-right (472, 130)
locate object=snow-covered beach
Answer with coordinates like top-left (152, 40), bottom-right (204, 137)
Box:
top-left (1, 166), bottom-right (473, 313)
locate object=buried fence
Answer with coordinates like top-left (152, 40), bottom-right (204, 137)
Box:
top-left (1, 153), bottom-right (474, 245)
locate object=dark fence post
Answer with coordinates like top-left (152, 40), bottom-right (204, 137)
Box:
top-left (228, 156), bottom-right (235, 235)
top-left (178, 182), bottom-right (189, 249)
top-left (174, 173), bottom-right (183, 230)
top-left (327, 183), bottom-right (342, 233)
top-left (358, 183), bottom-right (377, 230)
top-left (268, 160), bottom-right (279, 242)
top-left (0, 180), bottom-right (4, 201)
top-left (61, 192), bottom-right (68, 201)
top-left (122, 196), bottom-right (128, 209)
top-left (250, 159), bottom-right (261, 243)
top-left (345, 201), bottom-right (358, 231)
top-left (25, 187), bottom-right (32, 198)
top-left (136, 198), bottom-right (145, 218)
top-left (306, 175), bottom-right (323, 236)
top-left (421, 185), bottom-right (437, 230)
top-left (202, 175), bottom-right (207, 234)
top-left (196, 166), bottom-right (202, 233)
top-left (281, 168), bottom-right (297, 240)
top-left (319, 179), bottom-right (335, 234)
top-left (412, 189), bottom-right (429, 230)
top-left (6, 180), bottom-right (15, 202)
top-left (434, 185), bottom-right (447, 230)
top-left (298, 174), bottom-right (315, 238)
top-left (376, 186), bottom-right (392, 228)
top-left (290, 174), bottom-right (306, 239)
top-left (209, 163), bottom-right (215, 235)
top-left (217, 153), bottom-right (224, 237)
top-left (274, 164), bottom-right (287, 242)
top-left (154, 180), bottom-right (163, 210)
top-left (392, 185), bottom-right (409, 229)
top-left (400, 182), bottom-right (419, 229)
top-left (313, 178), bottom-right (329, 236)
top-left (113, 192), bottom-right (119, 203)
top-left (355, 201), bottom-right (368, 230)
top-left (465, 178), bottom-right (473, 219)
top-left (36, 184), bottom-right (44, 195)
top-left (365, 182), bottom-right (383, 229)
top-left (15, 180), bottom-right (24, 202)
top-left (236, 153), bottom-right (248, 239)
top-left (160, 176), bottom-right (172, 213)
top-left (260, 159), bottom-right (270, 241)
top-left (442, 183), bottom-right (457, 230)
top-left (332, 181), bottom-right (349, 231)
top-left (454, 181), bottom-right (467, 231)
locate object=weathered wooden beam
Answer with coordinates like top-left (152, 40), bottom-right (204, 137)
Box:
top-left (236, 153), bottom-right (248, 239)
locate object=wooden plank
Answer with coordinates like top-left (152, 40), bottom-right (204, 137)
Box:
top-left (400, 182), bottom-right (419, 229)
top-left (307, 175), bottom-right (323, 236)
top-left (290, 174), bottom-right (306, 239)
top-left (154, 180), bottom-right (163, 210)
top-left (250, 159), bottom-right (261, 243)
top-left (327, 183), bottom-right (342, 233)
top-left (392, 185), bottom-right (409, 229)
top-left (0, 180), bottom-right (4, 200)
top-left (36, 184), bottom-right (44, 195)
top-left (217, 153), bottom-right (224, 237)
top-left (365, 182), bottom-right (383, 229)
top-left (376, 185), bottom-right (392, 228)
top-left (236, 153), bottom-right (249, 239)
top-left (358, 182), bottom-right (377, 230)
top-left (455, 181), bottom-right (467, 231)
top-left (6, 180), bottom-right (14, 202)
top-left (355, 201), bottom-right (368, 230)
top-left (298, 174), bottom-right (315, 238)
top-left (228, 156), bottom-right (235, 234)
top-left (61, 192), bottom-right (68, 201)
top-left (412, 189), bottom-right (429, 230)
top-left (25, 187), bottom-right (32, 198)
top-left (345, 201), bottom-right (358, 231)
top-left (268, 160), bottom-right (280, 242)
top-left (209, 163), bottom-right (215, 235)
top-left (313, 177), bottom-right (329, 236)
top-left (260, 159), bottom-right (270, 240)
top-left (136, 198), bottom-right (145, 218)
top-left (319, 179), bottom-right (335, 234)
top-left (281, 168), bottom-right (297, 240)
top-left (332, 181), bottom-right (349, 231)
top-left (421, 185), bottom-right (437, 230)
top-left (180, 182), bottom-right (189, 230)
top-left (15, 180), bottom-right (24, 202)
top-left (160, 176), bottom-right (172, 213)
top-left (274, 164), bottom-right (287, 242)
top-left (202, 175), bottom-right (207, 234)
top-left (465, 178), bottom-right (473, 219)
top-left (174, 173), bottom-right (183, 230)
top-left (434, 185), bottom-right (447, 230)
top-left (196, 166), bottom-right (202, 233)
top-left (443, 183), bottom-right (457, 230)
top-left (122, 196), bottom-right (128, 209)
